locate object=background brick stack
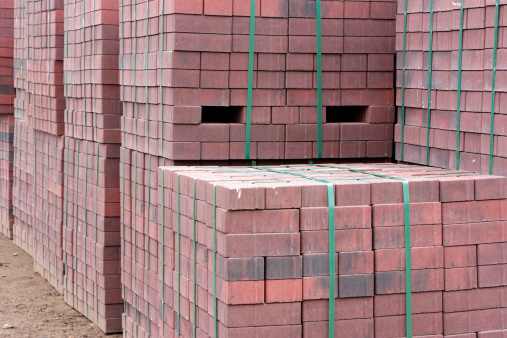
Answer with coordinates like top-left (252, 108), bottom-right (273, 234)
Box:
top-left (120, 0), bottom-right (396, 163)
top-left (0, 0), bottom-right (15, 239)
top-left (12, 0), bottom-right (34, 253)
top-left (395, 0), bottom-right (507, 176)
top-left (62, 0), bottom-right (123, 333)
top-left (12, 118), bottom-right (34, 255)
top-left (150, 163), bottom-right (507, 337)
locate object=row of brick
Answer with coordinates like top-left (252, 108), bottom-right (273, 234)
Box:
top-left (395, 0), bottom-right (507, 176)
top-left (118, 163), bottom-right (507, 337)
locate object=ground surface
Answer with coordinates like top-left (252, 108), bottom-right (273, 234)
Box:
top-left (0, 234), bottom-right (122, 338)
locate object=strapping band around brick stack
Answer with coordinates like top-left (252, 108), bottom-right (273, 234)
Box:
top-left (425, 0), bottom-right (435, 165)
top-left (489, 0), bottom-right (500, 174)
top-left (455, 0), bottom-right (464, 170)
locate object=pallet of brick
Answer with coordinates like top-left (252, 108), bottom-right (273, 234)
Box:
top-left (395, 0), bottom-right (507, 176)
top-left (0, 0), bottom-right (14, 116)
top-left (123, 163), bottom-right (507, 338)
top-left (0, 114), bottom-right (15, 238)
top-left (120, 0), bottom-right (396, 162)
top-left (62, 137), bottom-right (122, 333)
top-left (12, 119), bottom-right (34, 255)
top-left (64, 0), bottom-right (121, 144)
top-left (31, 129), bottom-right (65, 293)
top-left (0, 0), bottom-right (15, 239)
top-left (22, 0), bottom-right (65, 135)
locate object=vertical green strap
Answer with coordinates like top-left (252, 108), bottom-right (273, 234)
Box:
top-left (41, 132), bottom-right (45, 272)
top-left (119, 0), bottom-right (126, 331)
top-left (74, 140), bottom-right (80, 306)
top-left (456, 0), bottom-right (464, 170)
top-left (490, 0), bottom-right (500, 175)
top-left (160, 168), bottom-right (166, 334)
top-left (159, 0), bottom-right (165, 159)
top-left (132, 1), bottom-right (139, 336)
top-left (245, 0), bottom-right (256, 160)
top-left (64, 140), bottom-right (70, 302)
top-left (176, 174), bottom-right (181, 334)
top-left (316, 0), bottom-right (323, 159)
top-left (400, 0), bottom-right (408, 161)
top-left (326, 183), bottom-right (335, 337)
top-left (425, 0), bottom-right (435, 165)
top-left (144, 4), bottom-right (151, 336)
top-left (212, 185), bottom-right (217, 338)
top-left (83, 141), bottom-right (89, 317)
top-left (94, 143), bottom-right (99, 321)
top-left (158, 1), bottom-right (166, 335)
top-left (192, 179), bottom-right (197, 338)
top-left (402, 181), bottom-right (412, 337)
top-left (318, 165), bottom-right (413, 337)
top-left (63, 0), bottom-right (70, 300)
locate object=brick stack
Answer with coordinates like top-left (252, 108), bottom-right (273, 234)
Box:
top-left (12, 0), bottom-right (33, 253)
top-left (120, 0), bottom-right (396, 163)
top-left (32, 129), bottom-right (65, 293)
top-left (395, 0), bottom-right (507, 176)
top-left (12, 118), bottom-right (34, 255)
top-left (62, 0), bottom-right (122, 333)
top-left (0, 0), bottom-right (15, 239)
top-left (142, 163), bottom-right (507, 337)
top-left (25, 0), bottom-right (65, 135)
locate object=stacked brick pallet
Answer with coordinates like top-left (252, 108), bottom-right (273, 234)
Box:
top-left (12, 0), bottom-right (35, 255)
top-left (12, 119), bottom-right (33, 255)
top-left (395, 0), bottom-right (507, 176)
top-left (120, 0), bottom-right (396, 162)
top-left (120, 0), bottom-right (398, 336)
top-left (62, 0), bottom-right (123, 333)
top-left (151, 163), bottom-right (507, 337)
top-left (0, 0), bottom-right (15, 239)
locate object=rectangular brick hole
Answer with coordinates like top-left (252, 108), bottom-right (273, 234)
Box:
top-left (326, 106), bottom-right (368, 123)
top-left (201, 106), bottom-right (243, 123)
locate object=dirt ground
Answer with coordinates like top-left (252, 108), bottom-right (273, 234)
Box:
top-left (0, 234), bottom-right (123, 338)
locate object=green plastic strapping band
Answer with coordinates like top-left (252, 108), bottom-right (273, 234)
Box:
top-left (316, 0), bottom-right (323, 159)
top-left (94, 142), bottom-right (99, 321)
top-left (132, 1), bottom-right (139, 335)
top-left (425, 0), bottom-right (434, 165)
top-left (490, 0), bottom-right (500, 175)
top-left (119, 0), bottom-right (127, 331)
top-left (159, 0), bottom-right (166, 335)
top-left (192, 179), bottom-right (197, 338)
top-left (400, 0), bottom-right (408, 161)
top-left (249, 166), bottom-right (335, 337)
top-left (160, 168), bottom-right (166, 333)
top-left (74, 140), bottom-right (80, 306)
top-left (84, 141), bottom-right (89, 317)
top-left (212, 185), bottom-right (217, 338)
top-left (317, 165), bottom-right (413, 337)
top-left (176, 174), bottom-right (181, 335)
top-left (456, 0), bottom-right (464, 170)
top-left (245, 0), bottom-right (256, 160)
top-left (144, 3), bottom-right (151, 335)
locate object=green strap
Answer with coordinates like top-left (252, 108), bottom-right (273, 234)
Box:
top-left (144, 4), bottom-right (151, 336)
top-left (317, 165), bottom-right (413, 337)
top-left (490, 0), bottom-right (500, 175)
top-left (425, 0), bottom-right (435, 165)
top-left (160, 168), bottom-right (166, 333)
top-left (74, 140), bottom-right (80, 306)
top-left (159, 0), bottom-right (166, 335)
top-left (83, 141), bottom-right (89, 317)
top-left (456, 0), bottom-right (464, 170)
top-left (132, 1), bottom-right (139, 335)
top-left (213, 185), bottom-right (218, 338)
top-left (245, 0), bottom-right (256, 160)
top-left (94, 143), bottom-right (99, 321)
top-left (192, 179), bottom-right (197, 337)
top-left (249, 166), bottom-right (335, 337)
top-left (400, 0), bottom-right (408, 161)
top-left (316, 0), bottom-right (323, 159)
top-left (176, 174), bottom-right (181, 334)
